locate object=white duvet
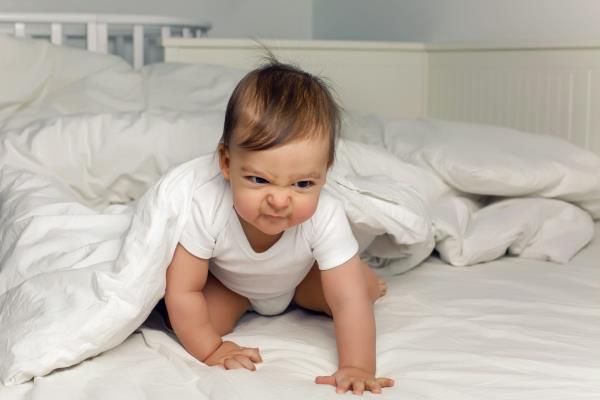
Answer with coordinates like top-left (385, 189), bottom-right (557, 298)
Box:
top-left (0, 37), bottom-right (599, 384)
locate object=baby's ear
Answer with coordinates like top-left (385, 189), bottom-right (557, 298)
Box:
top-left (218, 143), bottom-right (231, 180)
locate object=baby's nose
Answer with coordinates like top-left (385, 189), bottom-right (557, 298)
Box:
top-left (267, 190), bottom-right (290, 210)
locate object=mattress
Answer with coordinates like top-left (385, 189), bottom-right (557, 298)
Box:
top-left (2, 224), bottom-right (597, 400)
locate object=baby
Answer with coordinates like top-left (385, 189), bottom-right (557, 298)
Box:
top-left (164, 59), bottom-right (394, 395)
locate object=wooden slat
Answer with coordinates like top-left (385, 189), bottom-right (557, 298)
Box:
top-left (96, 22), bottom-right (108, 53)
top-left (161, 26), bottom-right (171, 41)
top-left (50, 23), bottom-right (62, 45)
top-left (133, 24), bottom-right (144, 69)
top-left (86, 21), bottom-right (97, 51)
top-left (13, 22), bottom-right (25, 38)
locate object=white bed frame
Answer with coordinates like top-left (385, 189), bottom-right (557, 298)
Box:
top-left (163, 38), bottom-right (600, 157)
top-left (0, 13), bottom-right (211, 69)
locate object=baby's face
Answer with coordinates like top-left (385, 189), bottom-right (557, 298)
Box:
top-left (219, 136), bottom-right (329, 238)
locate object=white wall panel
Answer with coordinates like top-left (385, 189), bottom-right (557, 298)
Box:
top-left (164, 38), bottom-right (428, 119)
top-left (428, 45), bottom-right (600, 155)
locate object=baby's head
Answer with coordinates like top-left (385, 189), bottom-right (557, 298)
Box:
top-left (219, 59), bottom-right (340, 166)
top-left (218, 60), bottom-right (341, 238)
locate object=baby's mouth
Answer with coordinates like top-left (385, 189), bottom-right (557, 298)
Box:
top-left (263, 213), bottom-right (288, 220)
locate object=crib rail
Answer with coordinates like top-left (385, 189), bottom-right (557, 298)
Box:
top-left (0, 13), bottom-right (212, 69)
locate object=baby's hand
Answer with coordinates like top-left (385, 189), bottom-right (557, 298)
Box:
top-left (204, 340), bottom-right (263, 371)
top-left (315, 367), bottom-right (394, 395)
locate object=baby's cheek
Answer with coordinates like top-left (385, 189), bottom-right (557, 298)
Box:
top-left (293, 199), bottom-right (319, 224)
top-left (233, 191), bottom-right (258, 220)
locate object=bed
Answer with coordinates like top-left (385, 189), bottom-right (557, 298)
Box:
top-left (1, 31), bottom-right (599, 400)
top-left (1, 228), bottom-right (597, 400)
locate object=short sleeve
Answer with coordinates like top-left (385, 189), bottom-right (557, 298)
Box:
top-left (309, 193), bottom-right (359, 270)
top-left (179, 177), bottom-right (229, 259)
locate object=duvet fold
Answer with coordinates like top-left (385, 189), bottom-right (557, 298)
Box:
top-left (0, 149), bottom-right (431, 385)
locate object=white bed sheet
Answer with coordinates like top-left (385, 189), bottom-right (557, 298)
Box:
top-left (2, 224), bottom-right (597, 400)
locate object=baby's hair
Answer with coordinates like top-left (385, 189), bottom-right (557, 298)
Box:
top-left (220, 54), bottom-right (341, 167)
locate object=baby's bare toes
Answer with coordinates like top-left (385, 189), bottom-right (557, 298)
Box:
top-left (376, 278), bottom-right (387, 299)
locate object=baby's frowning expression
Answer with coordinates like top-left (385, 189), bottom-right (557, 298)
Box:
top-left (219, 135), bottom-right (329, 248)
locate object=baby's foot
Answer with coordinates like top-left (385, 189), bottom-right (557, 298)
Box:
top-left (375, 278), bottom-right (387, 301)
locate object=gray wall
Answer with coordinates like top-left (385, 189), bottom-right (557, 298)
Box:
top-left (313, 0), bottom-right (600, 43)
top-left (3, 0), bottom-right (600, 43)
top-left (313, 0), bottom-right (424, 42)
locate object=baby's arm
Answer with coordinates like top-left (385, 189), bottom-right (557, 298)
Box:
top-left (165, 244), bottom-right (261, 370)
top-left (316, 255), bottom-right (394, 395)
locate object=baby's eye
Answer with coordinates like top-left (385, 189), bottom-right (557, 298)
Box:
top-left (293, 180), bottom-right (314, 189)
top-left (247, 176), bottom-right (269, 185)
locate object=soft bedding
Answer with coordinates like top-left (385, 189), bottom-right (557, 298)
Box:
top-left (1, 37), bottom-right (599, 387)
top-left (2, 225), bottom-right (598, 400)
top-left (0, 144), bottom-right (431, 384)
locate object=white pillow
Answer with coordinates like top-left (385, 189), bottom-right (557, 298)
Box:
top-left (141, 62), bottom-right (245, 112)
top-left (383, 118), bottom-right (600, 219)
top-left (0, 38), bottom-right (246, 132)
top-left (0, 37), bottom-right (143, 130)
top-left (0, 110), bottom-right (224, 208)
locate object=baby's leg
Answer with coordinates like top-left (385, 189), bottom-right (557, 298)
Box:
top-left (293, 261), bottom-right (387, 316)
top-left (203, 273), bottom-right (250, 336)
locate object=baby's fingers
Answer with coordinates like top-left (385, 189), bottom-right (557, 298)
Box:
top-left (335, 377), bottom-right (352, 394)
top-left (365, 380), bottom-right (382, 394)
top-left (365, 377), bottom-right (394, 394)
top-left (352, 380), bottom-right (365, 396)
top-left (376, 378), bottom-right (395, 388)
top-left (223, 356), bottom-right (256, 371)
top-left (240, 347), bottom-right (263, 363)
top-left (315, 376), bottom-right (336, 386)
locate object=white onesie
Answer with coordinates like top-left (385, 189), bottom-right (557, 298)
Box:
top-left (179, 168), bottom-right (359, 316)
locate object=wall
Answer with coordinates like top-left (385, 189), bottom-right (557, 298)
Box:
top-left (313, 0), bottom-right (423, 42)
top-left (6, 0), bottom-right (600, 43)
top-left (313, 0), bottom-right (600, 43)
